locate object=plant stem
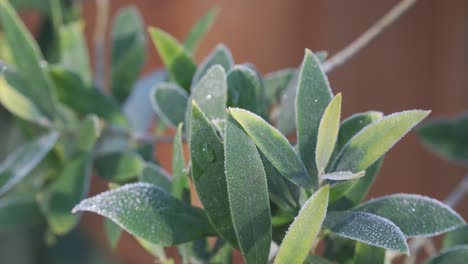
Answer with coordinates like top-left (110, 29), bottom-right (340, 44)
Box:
top-left (443, 175), bottom-right (468, 209)
top-left (93, 0), bottom-right (109, 89)
top-left (322, 0), bottom-right (419, 73)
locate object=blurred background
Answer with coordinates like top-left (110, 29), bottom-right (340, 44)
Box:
top-left (1, 0), bottom-right (467, 263)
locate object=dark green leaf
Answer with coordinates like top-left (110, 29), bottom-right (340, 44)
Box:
top-left (172, 124), bottom-right (190, 202)
top-left (417, 113), bottom-right (468, 164)
top-left (151, 82), bottom-right (188, 128)
top-left (192, 44), bottom-right (233, 85)
top-left (183, 7), bottom-right (219, 53)
top-left (0, 193), bottom-right (42, 231)
top-left (263, 68), bottom-right (295, 106)
top-left (227, 65), bottom-right (264, 115)
top-left (10, 0), bottom-right (50, 13)
top-left (353, 242), bottom-right (385, 264)
top-left (322, 234), bottom-right (356, 263)
top-left (111, 6), bottom-right (146, 103)
top-left (225, 113), bottom-right (271, 264)
top-left (230, 108), bottom-right (312, 190)
top-left (426, 245), bottom-right (468, 264)
top-left (304, 255), bottom-right (334, 264)
top-left (95, 152), bottom-right (145, 183)
top-left (0, 132), bottom-right (59, 195)
top-left (354, 194), bottom-right (465, 237)
top-left (59, 21), bottom-right (91, 83)
top-left (189, 102), bottom-right (237, 246)
top-left (76, 115), bottom-right (100, 152)
top-left (73, 183), bottom-right (215, 245)
top-left (105, 218), bottom-right (122, 250)
top-left (139, 163), bottom-right (171, 193)
top-left (276, 71), bottom-right (298, 135)
top-left (324, 211), bottom-right (409, 253)
top-left (149, 27), bottom-right (196, 90)
top-left (296, 49), bottom-right (333, 189)
top-left (442, 225), bottom-right (468, 250)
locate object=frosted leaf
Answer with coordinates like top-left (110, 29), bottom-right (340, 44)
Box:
top-left (150, 82), bottom-right (188, 128)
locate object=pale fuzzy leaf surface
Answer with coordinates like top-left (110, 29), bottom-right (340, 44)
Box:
top-left (225, 113), bottom-right (271, 264)
top-left (105, 218), bottom-right (122, 250)
top-left (442, 225), bottom-right (468, 250)
top-left (94, 152), bottom-right (145, 183)
top-left (426, 245), bottom-right (468, 264)
top-left (0, 193), bottom-right (42, 231)
top-left (354, 194), bottom-right (465, 237)
top-left (353, 242), bottom-right (385, 264)
top-left (171, 124), bottom-right (190, 202)
top-left (59, 21), bottom-right (91, 84)
top-left (274, 185), bottom-right (329, 264)
top-left (151, 82), bottom-right (188, 128)
top-left (230, 108), bottom-right (312, 190)
top-left (192, 44), bottom-right (233, 85)
top-left (276, 70), bottom-right (298, 135)
top-left (296, 49), bottom-right (333, 188)
top-left (139, 163), bottom-right (172, 193)
top-left (149, 27), bottom-right (196, 90)
top-left (324, 211), bottom-right (409, 253)
top-left (316, 93), bottom-right (342, 175)
top-left (321, 170), bottom-right (365, 181)
top-left (189, 102), bottom-right (237, 246)
top-left (73, 183), bottom-right (215, 245)
top-left (0, 132), bottom-right (59, 195)
top-left (183, 7), bottom-right (219, 52)
top-left (111, 6), bottom-right (146, 103)
top-left (227, 65), bottom-right (264, 116)
top-left (263, 68), bottom-right (295, 106)
top-left (332, 110), bottom-right (430, 172)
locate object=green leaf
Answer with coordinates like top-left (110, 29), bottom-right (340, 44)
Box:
top-left (227, 65), bottom-right (264, 115)
top-left (172, 124), bottom-right (190, 202)
top-left (49, 67), bottom-right (123, 122)
top-left (426, 245), bottom-right (468, 264)
top-left (304, 255), bottom-right (334, 264)
top-left (72, 183), bottom-right (215, 245)
top-left (332, 110), bottom-right (430, 172)
top-left (192, 44), bottom-right (233, 85)
top-left (274, 185), bottom-right (329, 264)
top-left (321, 170), bottom-right (365, 181)
top-left (442, 225), bottom-right (468, 250)
top-left (354, 194), bottom-right (465, 237)
top-left (324, 211), bottom-right (409, 253)
top-left (0, 193), bottom-right (42, 231)
top-left (59, 21), bottom-right (91, 84)
top-left (44, 154), bottom-right (91, 235)
top-left (353, 242), bottom-right (385, 264)
top-left (111, 6), bottom-right (146, 103)
top-left (0, 0), bottom-right (60, 119)
top-left (189, 102), bottom-right (237, 246)
top-left (316, 93), bottom-right (341, 175)
top-left (0, 132), bottom-right (59, 195)
top-left (105, 218), bottom-right (122, 250)
top-left (296, 49), bottom-right (333, 189)
top-left (0, 66), bottom-right (49, 125)
top-left (139, 163), bottom-right (172, 193)
top-left (95, 152), bottom-right (145, 183)
top-left (230, 108), bottom-right (312, 190)
top-left (149, 27), bottom-right (196, 90)
top-left (76, 115), bottom-right (100, 152)
top-left (263, 68), bottom-right (295, 107)
top-left (225, 113), bottom-right (271, 264)
top-left (10, 0), bottom-right (50, 13)
top-left (276, 71), bottom-right (298, 135)
top-left (183, 7), bottom-right (219, 53)
top-left (151, 82), bottom-right (188, 128)
top-left (416, 113), bottom-right (468, 164)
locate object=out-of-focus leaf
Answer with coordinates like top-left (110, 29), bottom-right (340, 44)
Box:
top-left (149, 27), bottom-right (196, 90)
top-left (171, 124), bottom-right (190, 203)
top-left (209, 241), bottom-right (232, 264)
top-left (225, 113), bottom-right (271, 264)
top-left (321, 170), bottom-right (365, 181)
top-left (263, 68), bottom-right (295, 106)
top-left (274, 185), bottom-right (329, 264)
top-left (276, 71), bottom-right (298, 135)
top-left (44, 154), bottom-right (91, 235)
top-left (189, 102), bottom-right (237, 246)
top-left (151, 82), bottom-right (188, 128)
top-left (316, 93), bottom-right (341, 175)
top-left (183, 7), bottom-right (219, 53)
top-left (426, 245), bottom-right (468, 264)
top-left (139, 163), bottom-right (172, 193)
top-left (95, 152), bottom-right (145, 183)
top-left (296, 49), bottom-right (333, 189)
top-left (442, 225), bottom-right (468, 250)
top-left (332, 110), bottom-right (430, 173)
top-left (192, 44), bottom-right (233, 85)
top-left (353, 242), bottom-right (385, 264)
top-left (10, 0), bottom-right (50, 13)
top-left (304, 255), bottom-right (334, 264)
top-left (76, 115), bottom-right (100, 152)
top-left (111, 6), bottom-right (146, 103)
top-left (0, 132), bottom-right (59, 195)
top-left (322, 235), bottom-right (355, 263)
top-left (417, 113), bottom-right (468, 164)
top-left (73, 183), bottom-right (215, 245)
top-left (0, 0), bottom-right (60, 119)
top-left (105, 218), bottom-right (122, 250)
top-left (230, 108), bottom-right (312, 190)
top-left (324, 211), bottom-right (408, 253)
top-left (59, 21), bottom-right (91, 83)
top-left (0, 193), bottom-right (42, 231)
top-left (227, 65), bottom-right (264, 115)
top-left (354, 194), bottom-right (465, 237)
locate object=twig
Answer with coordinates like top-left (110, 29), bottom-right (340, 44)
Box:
top-left (443, 175), bottom-right (468, 208)
top-left (322, 0), bottom-right (419, 73)
top-left (93, 0), bottom-right (110, 89)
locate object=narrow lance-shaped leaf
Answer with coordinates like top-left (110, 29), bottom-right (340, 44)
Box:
top-left (192, 44), bottom-right (233, 85)
top-left (189, 102), bottom-right (237, 246)
top-left (316, 93), bottom-right (341, 176)
top-left (227, 65), bottom-right (264, 115)
top-left (94, 152), bottom-right (145, 183)
top-left (332, 110), bottom-right (430, 173)
top-left (263, 68), bottom-right (295, 106)
top-left (111, 6), bottom-right (146, 103)
top-left (149, 27), bottom-right (196, 90)
top-left (426, 245), bottom-right (468, 264)
top-left (151, 82), bottom-right (188, 128)
top-left (139, 163), bottom-right (172, 193)
top-left (0, 0), bottom-right (60, 118)
top-left (324, 211), bottom-right (409, 254)
top-left (322, 171), bottom-right (365, 181)
top-left (105, 215), bottom-right (122, 250)
top-left (225, 112), bottom-right (271, 264)
top-left (442, 225), bottom-right (468, 250)
top-left (59, 21), bottom-right (91, 83)
top-left (354, 194), bottom-right (465, 237)
top-left (230, 108), bottom-right (312, 190)
top-left (172, 124), bottom-right (190, 202)
top-left (274, 185), bottom-right (329, 264)
top-left (183, 7), bottom-right (219, 53)
top-left (276, 71), bottom-right (298, 135)
top-left (0, 194), bottom-right (42, 231)
top-left (72, 183), bottom-right (215, 245)
top-left (296, 49), bottom-right (333, 188)
top-left (0, 132), bottom-right (59, 195)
